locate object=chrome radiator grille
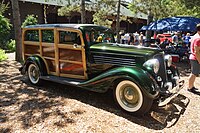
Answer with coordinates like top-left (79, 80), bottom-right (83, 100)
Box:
top-left (154, 53), bottom-right (167, 83)
top-left (93, 54), bottom-right (136, 67)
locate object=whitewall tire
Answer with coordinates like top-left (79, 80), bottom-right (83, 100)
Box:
top-left (28, 63), bottom-right (41, 85)
top-left (114, 80), bottom-right (152, 114)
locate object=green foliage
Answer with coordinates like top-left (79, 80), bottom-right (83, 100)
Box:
top-left (93, 10), bottom-right (112, 28)
top-left (21, 14), bottom-right (38, 28)
top-left (57, 0), bottom-right (118, 27)
top-left (0, 1), bottom-right (9, 15)
top-left (6, 39), bottom-right (16, 52)
top-left (183, 0), bottom-right (200, 17)
top-left (0, 49), bottom-right (7, 62)
top-left (58, 5), bottom-right (80, 16)
top-left (0, 14), bottom-right (11, 49)
top-left (128, 0), bottom-right (200, 20)
top-left (42, 30), bottom-right (54, 43)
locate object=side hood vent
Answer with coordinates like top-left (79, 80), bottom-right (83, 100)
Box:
top-left (93, 54), bottom-right (136, 67)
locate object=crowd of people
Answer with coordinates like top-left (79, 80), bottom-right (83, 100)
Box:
top-left (157, 32), bottom-right (192, 59)
top-left (117, 31), bottom-right (193, 57)
top-left (118, 31), bottom-right (192, 46)
top-left (116, 32), bottom-right (145, 45)
top-left (114, 30), bottom-right (197, 65)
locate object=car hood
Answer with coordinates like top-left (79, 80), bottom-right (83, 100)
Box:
top-left (90, 43), bottom-right (161, 58)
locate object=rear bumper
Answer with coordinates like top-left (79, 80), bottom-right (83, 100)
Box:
top-left (158, 79), bottom-right (184, 106)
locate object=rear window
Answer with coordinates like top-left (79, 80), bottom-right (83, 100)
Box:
top-left (42, 30), bottom-right (54, 43)
top-left (25, 30), bottom-right (39, 41)
top-left (59, 31), bottom-right (80, 45)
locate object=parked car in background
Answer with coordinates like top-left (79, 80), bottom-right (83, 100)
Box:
top-left (157, 33), bottom-right (172, 43)
top-left (20, 24), bottom-right (184, 115)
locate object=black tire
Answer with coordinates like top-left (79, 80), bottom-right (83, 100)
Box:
top-left (113, 80), bottom-right (153, 115)
top-left (27, 63), bottom-right (41, 85)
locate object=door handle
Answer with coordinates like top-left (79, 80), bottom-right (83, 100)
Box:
top-left (73, 43), bottom-right (78, 48)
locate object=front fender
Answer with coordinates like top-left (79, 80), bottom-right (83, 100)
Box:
top-left (19, 55), bottom-right (47, 76)
top-left (78, 67), bottom-right (159, 99)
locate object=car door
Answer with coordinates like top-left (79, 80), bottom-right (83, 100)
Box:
top-left (56, 28), bottom-right (87, 80)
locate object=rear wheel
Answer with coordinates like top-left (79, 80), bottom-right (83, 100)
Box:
top-left (114, 80), bottom-right (153, 115)
top-left (27, 63), bottom-right (41, 85)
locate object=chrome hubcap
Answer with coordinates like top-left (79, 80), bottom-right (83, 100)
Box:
top-left (29, 64), bottom-right (39, 83)
top-left (120, 85), bottom-right (139, 107)
top-left (31, 69), bottom-right (38, 81)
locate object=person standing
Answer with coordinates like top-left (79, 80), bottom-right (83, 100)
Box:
top-left (139, 32), bottom-right (144, 45)
top-left (172, 32), bottom-right (179, 45)
top-left (155, 35), bottom-right (161, 45)
top-left (124, 33), bottom-right (130, 44)
top-left (188, 23), bottom-right (200, 93)
top-left (183, 33), bottom-right (191, 47)
top-left (134, 32), bottom-right (139, 45)
top-left (129, 33), bottom-right (135, 45)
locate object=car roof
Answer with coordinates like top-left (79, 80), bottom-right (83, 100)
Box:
top-left (24, 24), bottom-right (109, 30)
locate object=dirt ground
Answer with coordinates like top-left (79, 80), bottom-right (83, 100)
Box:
top-left (1, 58), bottom-right (200, 133)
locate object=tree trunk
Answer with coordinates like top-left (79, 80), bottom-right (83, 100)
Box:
top-left (44, 5), bottom-right (47, 24)
top-left (116, 0), bottom-right (121, 43)
top-left (11, 0), bottom-right (22, 62)
top-left (81, 0), bottom-right (86, 24)
top-left (146, 11), bottom-right (153, 42)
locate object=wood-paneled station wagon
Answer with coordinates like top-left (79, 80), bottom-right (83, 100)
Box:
top-left (20, 24), bottom-right (184, 115)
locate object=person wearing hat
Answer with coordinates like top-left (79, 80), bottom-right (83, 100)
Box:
top-left (188, 23), bottom-right (200, 93)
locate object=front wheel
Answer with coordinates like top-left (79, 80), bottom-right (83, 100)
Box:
top-left (114, 80), bottom-right (153, 115)
top-left (27, 63), bottom-right (41, 85)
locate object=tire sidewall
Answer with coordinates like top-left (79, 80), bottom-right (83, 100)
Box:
top-left (115, 80), bottom-right (143, 113)
top-left (28, 63), bottom-right (40, 85)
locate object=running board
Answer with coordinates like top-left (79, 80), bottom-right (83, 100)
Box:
top-left (40, 76), bottom-right (84, 86)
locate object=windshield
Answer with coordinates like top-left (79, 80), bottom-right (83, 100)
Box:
top-left (85, 29), bottom-right (115, 46)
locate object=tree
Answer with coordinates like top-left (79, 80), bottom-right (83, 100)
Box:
top-left (57, 1), bottom-right (81, 23)
top-left (92, 10), bottom-right (112, 27)
top-left (116, 0), bottom-right (121, 43)
top-left (129, 0), bottom-right (200, 21)
top-left (0, 0), bottom-right (11, 49)
top-left (58, 0), bottom-right (123, 41)
top-left (58, 0), bottom-right (118, 27)
top-left (58, 0), bottom-right (136, 43)
top-left (0, 15), bottom-right (11, 49)
top-left (0, 0), bottom-right (9, 15)
top-left (128, 0), bottom-right (199, 40)
top-left (11, 0), bottom-right (22, 61)
top-left (81, 0), bottom-right (86, 23)
top-left (128, 0), bottom-right (161, 40)
top-left (22, 14), bottom-right (38, 28)
top-left (182, 0), bottom-right (200, 17)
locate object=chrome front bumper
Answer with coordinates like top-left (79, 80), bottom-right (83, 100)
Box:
top-left (158, 79), bottom-right (185, 107)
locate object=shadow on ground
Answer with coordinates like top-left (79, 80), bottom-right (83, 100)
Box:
top-left (19, 78), bottom-right (190, 130)
top-left (174, 61), bottom-right (190, 76)
top-left (0, 60), bottom-right (190, 131)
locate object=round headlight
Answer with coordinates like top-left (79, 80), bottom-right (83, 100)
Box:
top-left (164, 55), bottom-right (172, 67)
top-left (143, 59), bottom-right (160, 74)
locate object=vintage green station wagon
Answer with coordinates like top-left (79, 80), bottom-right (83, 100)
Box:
top-left (20, 24), bottom-right (184, 114)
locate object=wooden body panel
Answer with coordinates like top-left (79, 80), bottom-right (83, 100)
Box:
top-left (22, 27), bottom-right (87, 79)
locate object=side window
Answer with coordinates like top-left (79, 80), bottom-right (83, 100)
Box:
top-left (25, 30), bottom-right (39, 41)
top-left (59, 31), bottom-right (81, 45)
top-left (85, 31), bottom-right (114, 45)
top-left (42, 30), bottom-right (54, 43)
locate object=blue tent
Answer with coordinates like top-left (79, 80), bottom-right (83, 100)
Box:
top-left (141, 16), bottom-right (200, 32)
